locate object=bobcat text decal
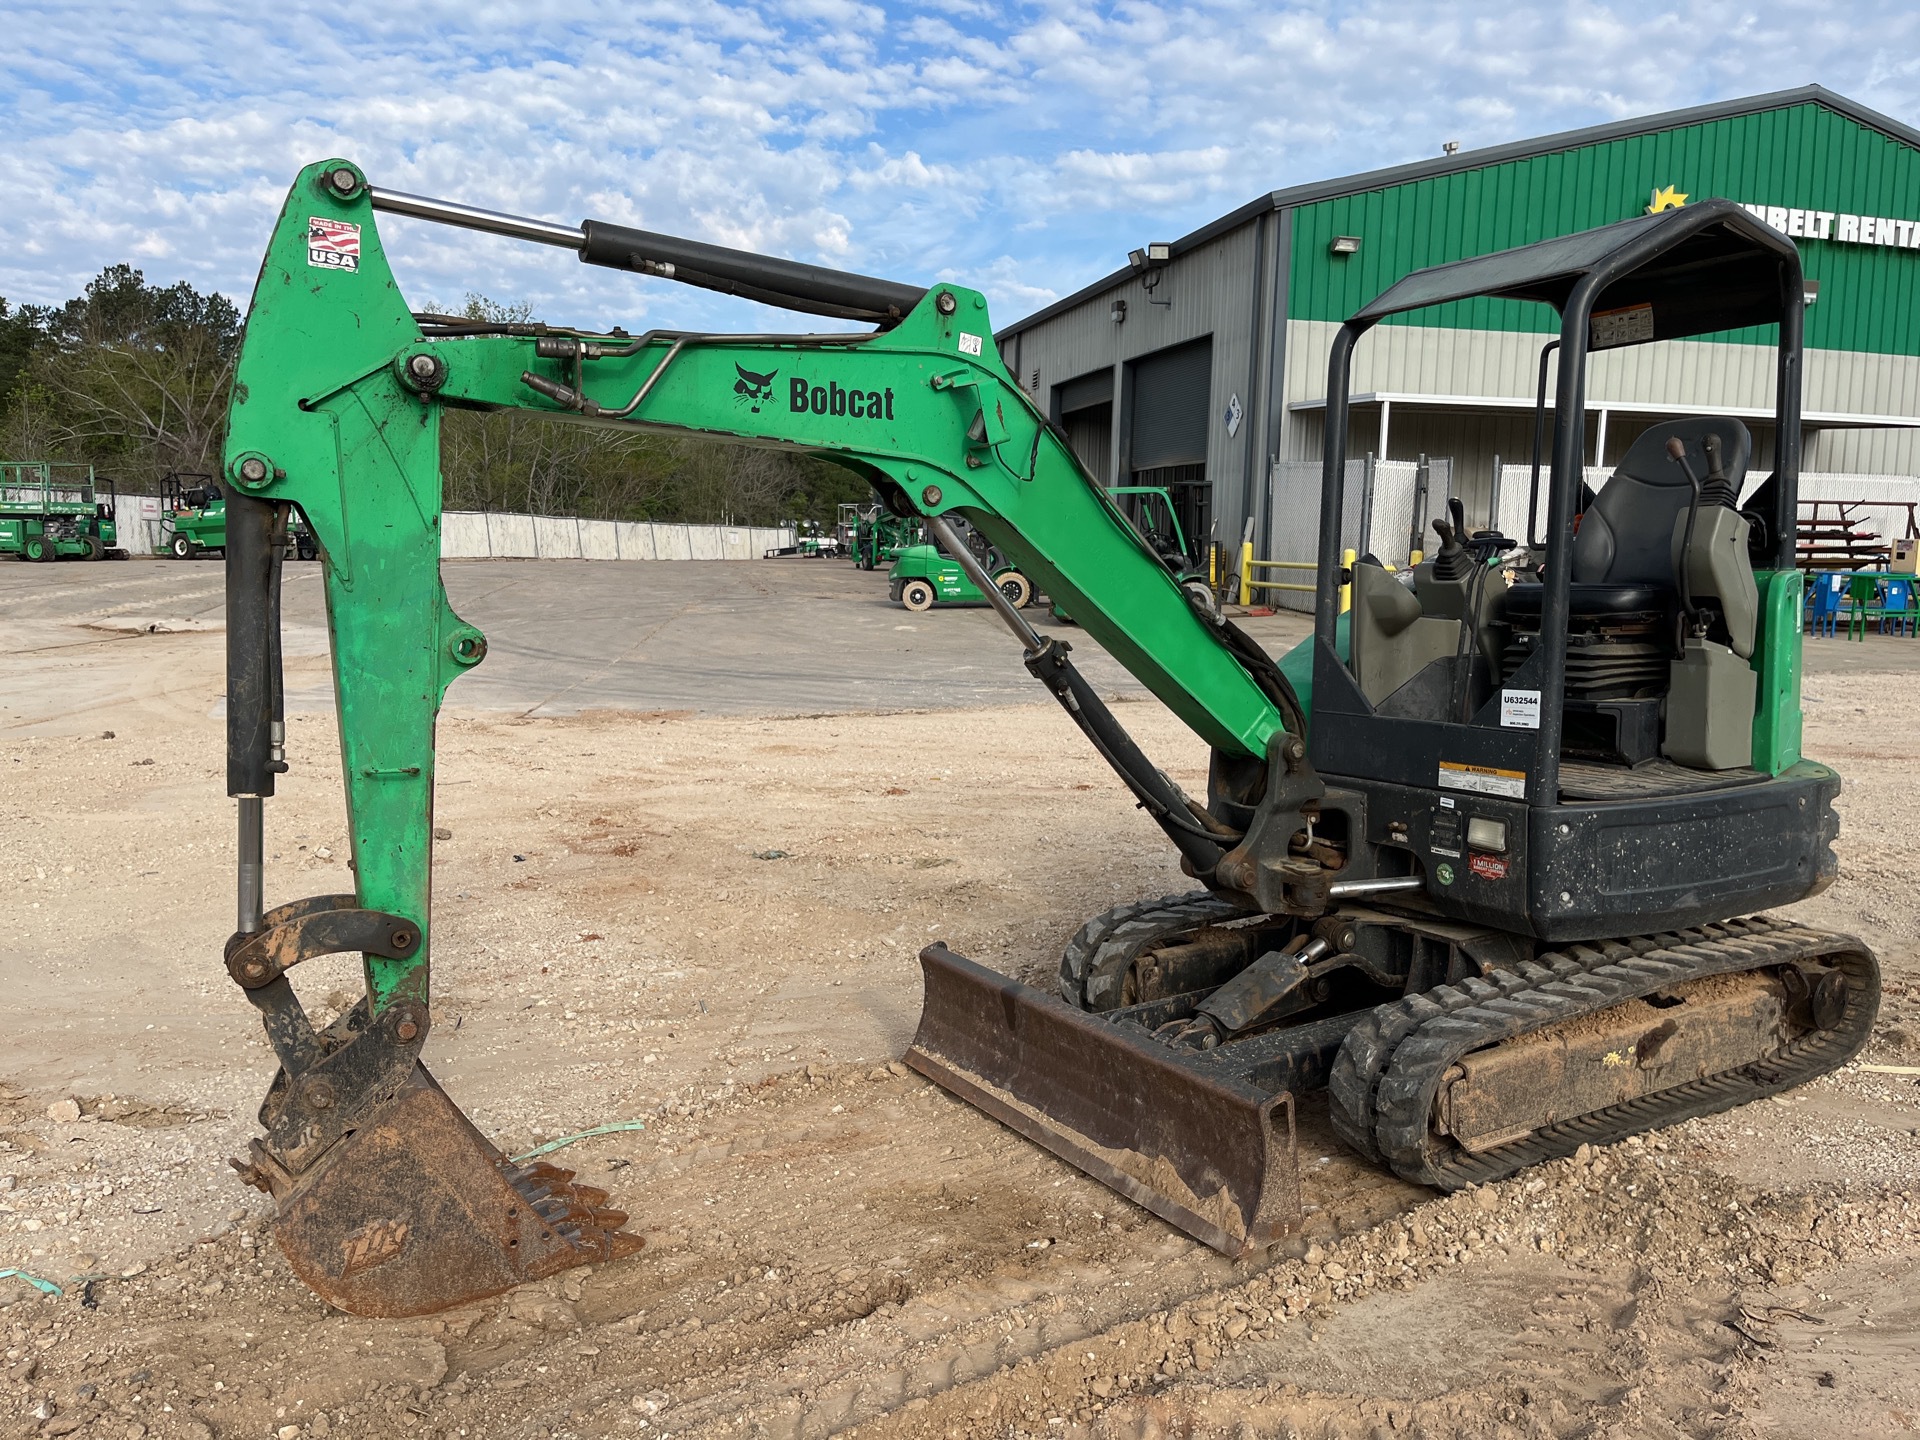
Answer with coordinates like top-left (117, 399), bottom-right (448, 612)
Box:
top-left (790, 378), bottom-right (894, 420)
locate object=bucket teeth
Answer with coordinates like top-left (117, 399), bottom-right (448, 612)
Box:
top-left (259, 1063), bottom-right (645, 1316)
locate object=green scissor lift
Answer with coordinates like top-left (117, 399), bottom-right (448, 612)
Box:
top-left (0, 462), bottom-right (126, 561)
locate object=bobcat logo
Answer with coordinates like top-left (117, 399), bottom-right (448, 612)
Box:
top-left (734, 364), bottom-right (778, 413)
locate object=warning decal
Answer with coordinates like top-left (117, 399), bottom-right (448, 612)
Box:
top-left (1590, 301), bottom-right (1654, 350)
top-left (1437, 760), bottom-right (1526, 799)
top-left (307, 217), bottom-right (361, 272)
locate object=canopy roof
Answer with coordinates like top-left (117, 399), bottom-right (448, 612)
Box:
top-left (1351, 199), bottom-right (1800, 345)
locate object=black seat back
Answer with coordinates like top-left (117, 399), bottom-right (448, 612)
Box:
top-left (1571, 417), bottom-right (1751, 584)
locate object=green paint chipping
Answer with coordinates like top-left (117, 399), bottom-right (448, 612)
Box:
top-left (1291, 100), bottom-right (1920, 356)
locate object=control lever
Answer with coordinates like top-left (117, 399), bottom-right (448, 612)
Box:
top-left (1666, 436), bottom-right (1705, 630)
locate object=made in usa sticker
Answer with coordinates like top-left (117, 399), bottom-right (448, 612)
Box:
top-left (307, 217), bottom-right (361, 272)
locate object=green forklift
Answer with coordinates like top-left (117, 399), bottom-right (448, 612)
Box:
top-left (162, 473), bottom-right (317, 560)
top-left (0, 462), bottom-right (126, 561)
top-left (1044, 483), bottom-right (1195, 625)
top-left (1112, 485), bottom-right (1198, 574)
top-left (888, 521), bottom-right (1035, 612)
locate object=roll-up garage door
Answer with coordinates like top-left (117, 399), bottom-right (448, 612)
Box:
top-left (1129, 338), bottom-right (1211, 472)
top-left (1054, 367), bottom-right (1115, 482)
top-left (1055, 367), bottom-right (1114, 416)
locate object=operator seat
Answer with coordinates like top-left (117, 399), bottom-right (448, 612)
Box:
top-left (1502, 416), bottom-right (1761, 771)
top-left (1505, 416), bottom-right (1754, 648)
top-left (1572, 417), bottom-right (1751, 593)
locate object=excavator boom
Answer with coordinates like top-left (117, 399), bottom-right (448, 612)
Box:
top-left (220, 160), bottom-right (1314, 1313)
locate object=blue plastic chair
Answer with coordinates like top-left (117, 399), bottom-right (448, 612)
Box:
top-left (1881, 577), bottom-right (1915, 636)
top-left (1807, 572), bottom-right (1847, 637)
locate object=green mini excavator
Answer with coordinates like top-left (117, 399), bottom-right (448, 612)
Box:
top-left (220, 161), bottom-right (1876, 1317)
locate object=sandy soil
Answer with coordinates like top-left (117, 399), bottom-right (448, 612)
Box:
top-left (4, 615), bottom-right (1920, 1438)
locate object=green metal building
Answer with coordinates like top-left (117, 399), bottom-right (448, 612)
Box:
top-left (996, 85), bottom-right (1920, 581)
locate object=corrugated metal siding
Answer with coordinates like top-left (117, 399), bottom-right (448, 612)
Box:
top-left (994, 224), bottom-right (1263, 529)
top-left (1290, 101), bottom-right (1920, 357)
top-left (1285, 318), bottom-right (1920, 428)
top-left (1807, 428), bottom-right (1920, 474)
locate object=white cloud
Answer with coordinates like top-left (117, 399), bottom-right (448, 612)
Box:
top-left (1, 0), bottom-right (1917, 333)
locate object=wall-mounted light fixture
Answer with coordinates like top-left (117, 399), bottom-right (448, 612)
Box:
top-left (1329, 235), bottom-right (1362, 256)
top-left (1129, 241), bottom-right (1173, 306)
top-left (1803, 278), bottom-right (1821, 306)
top-left (1110, 298), bottom-right (1128, 324)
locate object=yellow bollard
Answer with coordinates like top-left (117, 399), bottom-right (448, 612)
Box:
top-left (1340, 547), bottom-right (1355, 615)
top-left (1239, 541), bottom-right (1254, 607)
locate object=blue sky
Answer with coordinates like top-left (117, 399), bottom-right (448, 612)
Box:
top-left (6, 1), bottom-right (1920, 331)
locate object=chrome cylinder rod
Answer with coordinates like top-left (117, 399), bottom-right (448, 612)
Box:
top-left (1326, 875), bottom-right (1427, 899)
top-left (369, 187), bottom-right (585, 250)
top-left (237, 796), bottom-right (265, 934)
top-left (922, 513), bottom-right (1044, 653)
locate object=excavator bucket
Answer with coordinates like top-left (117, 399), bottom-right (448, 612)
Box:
top-left (238, 1065), bottom-right (643, 1318)
top-left (906, 945), bottom-right (1300, 1256)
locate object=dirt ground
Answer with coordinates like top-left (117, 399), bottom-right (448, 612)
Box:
top-left (4, 564), bottom-right (1920, 1439)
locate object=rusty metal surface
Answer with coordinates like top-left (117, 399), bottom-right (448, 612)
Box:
top-left (905, 944), bottom-right (1299, 1257)
top-left (1441, 971), bottom-right (1792, 1152)
top-left (262, 1065), bottom-right (642, 1318)
top-left (227, 899), bottom-right (418, 990)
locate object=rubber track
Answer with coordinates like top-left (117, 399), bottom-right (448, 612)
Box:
top-left (1058, 891), bottom-right (1249, 1011)
top-left (1330, 916), bottom-right (1879, 1189)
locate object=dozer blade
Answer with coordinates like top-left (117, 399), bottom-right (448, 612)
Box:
top-left (906, 944), bottom-right (1299, 1256)
top-left (244, 1065), bottom-right (643, 1318)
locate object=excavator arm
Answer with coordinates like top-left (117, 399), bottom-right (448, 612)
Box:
top-left (221, 160), bottom-right (1333, 1314)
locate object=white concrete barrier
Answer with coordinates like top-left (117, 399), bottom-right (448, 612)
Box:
top-left (441, 511), bottom-right (491, 557)
top-left (438, 512), bottom-right (795, 560)
top-left (580, 521), bottom-right (619, 560)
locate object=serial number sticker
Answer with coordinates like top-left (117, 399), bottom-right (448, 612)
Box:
top-left (1500, 687), bottom-right (1542, 729)
top-left (307, 217), bottom-right (361, 271)
top-left (1590, 301), bottom-right (1653, 349)
top-left (957, 331), bottom-right (984, 356)
top-left (1438, 761), bottom-right (1527, 799)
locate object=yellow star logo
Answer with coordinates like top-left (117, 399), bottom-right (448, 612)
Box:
top-left (1646, 184), bottom-right (1689, 214)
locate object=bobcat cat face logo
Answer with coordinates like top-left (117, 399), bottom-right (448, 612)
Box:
top-left (734, 364), bottom-right (778, 412)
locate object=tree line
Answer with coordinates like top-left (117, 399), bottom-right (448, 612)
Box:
top-left (0, 270), bottom-right (864, 525)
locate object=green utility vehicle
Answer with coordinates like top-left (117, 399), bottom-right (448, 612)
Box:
top-left (0, 462), bottom-right (126, 561)
top-left (215, 164), bottom-right (1873, 1319)
top-left (888, 535), bottom-right (1034, 611)
top-left (162, 472), bottom-right (317, 560)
